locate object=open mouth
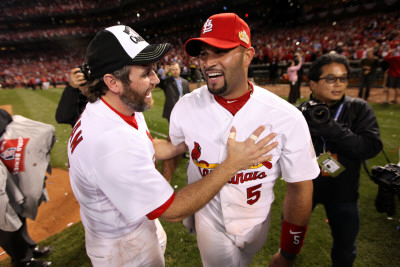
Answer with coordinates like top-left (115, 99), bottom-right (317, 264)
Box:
top-left (145, 89), bottom-right (152, 99)
top-left (207, 71), bottom-right (223, 80)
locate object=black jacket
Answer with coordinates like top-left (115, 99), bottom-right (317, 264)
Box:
top-left (159, 76), bottom-right (190, 121)
top-left (298, 95), bottom-right (383, 203)
top-left (55, 85), bottom-right (88, 127)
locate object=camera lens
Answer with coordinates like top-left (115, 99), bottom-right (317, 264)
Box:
top-left (310, 105), bottom-right (330, 124)
top-left (78, 64), bottom-right (91, 84)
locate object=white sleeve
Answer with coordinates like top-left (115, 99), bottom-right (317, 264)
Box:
top-left (92, 145), bottom-right (174, 222)
top-left (169, 101), bottom-right (185, 146)
top-left (279, 116), bottom-right (320, 182)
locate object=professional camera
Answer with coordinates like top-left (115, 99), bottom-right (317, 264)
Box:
top-left (298, 100), bottom-right (331, 125)
top-left (371, 163), bottom-right (400, 195)
top-left (370, 163), bottom-right (400, 216)
top-left (78, 63), bottom-right (91, 83)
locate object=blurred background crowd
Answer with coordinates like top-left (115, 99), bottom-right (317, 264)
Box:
top-left (0, 0), bottom-right (399, 89)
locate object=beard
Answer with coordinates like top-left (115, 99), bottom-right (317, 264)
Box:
top-left (207, 80), bottom-right (228, 96)
top-left (120, 83), bottom-right (153, 112)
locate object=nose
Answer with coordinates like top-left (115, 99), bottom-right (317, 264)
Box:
top-left (200, 53), bottom-right (217, 68)
top-left (150, 70), bottom-right (160, 84)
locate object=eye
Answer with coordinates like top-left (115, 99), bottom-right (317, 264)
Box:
top-left (326, 76), bottom-right (336, 83)
top-left (141, 68), bottom-right (152, 77)
top-left (198, 51), bottom-right (207, 60)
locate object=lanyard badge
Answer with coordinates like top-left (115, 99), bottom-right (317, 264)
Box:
top-left (317, 103), bottom-right (346, 177)
top-left (317, 152), bottom-right (345, 177)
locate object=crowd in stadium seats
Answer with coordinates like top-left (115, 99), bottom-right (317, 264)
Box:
top-left (0, 0), bottom-right (120, 20)
top-left (251, 11), bottom-right (399, 64)
top-left (0, 0), bottom-right (399, 88)
top-left (0, 26), bottom-right (97, 42)
top-left (1, 49), bottom-right (84, 89)
top-left (0, 0), bottom-right (219, 21)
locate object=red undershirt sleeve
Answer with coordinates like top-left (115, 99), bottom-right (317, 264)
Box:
top-left (146, 193), bottom-right (175, 220)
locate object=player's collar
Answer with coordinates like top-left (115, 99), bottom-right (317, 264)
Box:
top-left (213, 81), bottom-right (253, 116)
top-left (100, 97), bottom-right (138, 130)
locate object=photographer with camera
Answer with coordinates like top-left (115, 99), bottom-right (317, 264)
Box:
top-left (298, 53), bottom-right (383, 267)
top-left (55, 67), bottom-right (89, 127)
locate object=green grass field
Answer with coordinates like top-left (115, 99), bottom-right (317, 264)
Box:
top-left (0, 87), bottom-right (399, 267)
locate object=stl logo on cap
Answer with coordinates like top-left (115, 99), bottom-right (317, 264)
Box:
top-left (239, 30), bottom-right (250, 45)
top-left (202, 19), bottom-right (213, 34)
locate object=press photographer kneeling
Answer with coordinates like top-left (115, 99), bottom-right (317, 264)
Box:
top-left (297, 53), bottom-right (383, 267)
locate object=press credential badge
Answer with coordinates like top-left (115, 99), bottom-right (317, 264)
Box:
top-left (317, 153), bottom-right (345, 177)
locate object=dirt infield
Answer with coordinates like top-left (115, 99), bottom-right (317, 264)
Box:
top-left (0, 84), bottom-right (397, 261)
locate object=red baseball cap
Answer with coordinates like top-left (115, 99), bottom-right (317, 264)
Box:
top-left (184, 13), bottom-right (251, 57)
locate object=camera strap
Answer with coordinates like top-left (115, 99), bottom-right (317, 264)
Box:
top-left (321, 103), bottom-right (344, 153)
top-left (318, 103), bottom-right (346, 177)
top-left (362, 149), bottom-right (391, 180)
top-left (333, 103), bottom-right (344, 121)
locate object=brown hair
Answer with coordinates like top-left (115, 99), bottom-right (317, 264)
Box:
top-left (83, 65), bottom-right (132, 103)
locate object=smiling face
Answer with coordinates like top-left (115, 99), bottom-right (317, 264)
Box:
top-left (119, 64), bottom-right (159, 112)
top-left (198, 43), bottom-right (254, 99)
top-left (309, 62), bottom-right (348, 106)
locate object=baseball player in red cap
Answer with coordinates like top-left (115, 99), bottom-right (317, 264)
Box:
top-left (67, 24), bottom-right (278, 266)
top-left (164, 13), bottom-right (320, 266)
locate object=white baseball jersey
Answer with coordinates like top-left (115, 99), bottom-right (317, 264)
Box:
top-left (169, 83), bottom-right (319, 265)
top-left (68, 99), bottom-right (174, 240)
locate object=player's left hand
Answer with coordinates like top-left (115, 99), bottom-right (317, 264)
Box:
top-left (269, 252), bottom-right (295, 267)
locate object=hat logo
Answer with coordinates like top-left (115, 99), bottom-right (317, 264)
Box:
top-left (202, 19), bottom-right (213, 34)
top-left (123, 26), bottom-right (144, 44)
top-left (239, 30), bottom-right (250, 45)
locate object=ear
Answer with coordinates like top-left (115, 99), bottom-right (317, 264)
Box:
top-left (309, 80), bottom-right (317, 92)
top-left (103, 74), bottom-right (121, 94)
top-left (244, 47), bottom-right (255, 67)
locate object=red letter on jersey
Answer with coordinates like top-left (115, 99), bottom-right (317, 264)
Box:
top-left (70, 120), bottom-right (83, 154)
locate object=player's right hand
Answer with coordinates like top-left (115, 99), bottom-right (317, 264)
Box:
top-left (226, 126), bottom-right (278, 172)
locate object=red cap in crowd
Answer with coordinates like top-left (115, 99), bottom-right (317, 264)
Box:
top-left (184, 13), bottom-right (251, 57)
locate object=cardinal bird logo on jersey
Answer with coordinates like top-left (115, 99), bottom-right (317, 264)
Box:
top-left (191, 142), bottom-right (209, 167)
top-left (191, 142), bottom-right (201, 160)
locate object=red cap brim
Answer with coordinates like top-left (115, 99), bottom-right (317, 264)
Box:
top-left (184, 37), bottom-right (240, 57)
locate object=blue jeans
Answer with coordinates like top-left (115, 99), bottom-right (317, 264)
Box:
top-left (313, 201), bottom-right (359, 267)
